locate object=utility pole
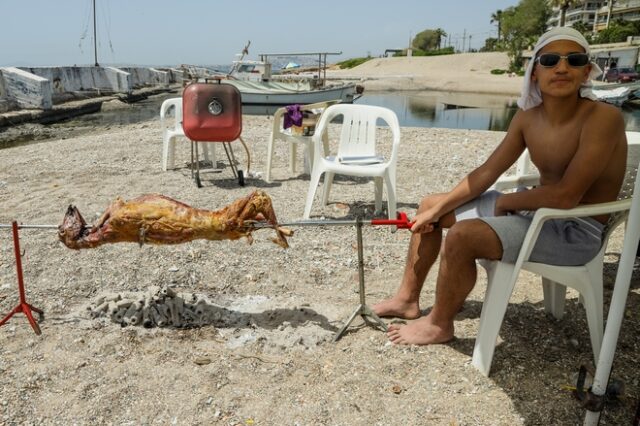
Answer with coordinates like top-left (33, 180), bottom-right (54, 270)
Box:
top-left (468, 35), bottom-right (472, 52)
top-left (462, 29), bottom-right (466, 53)
top-left (93, 0), bottom-right (99, 66)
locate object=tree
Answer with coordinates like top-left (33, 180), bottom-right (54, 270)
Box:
top-left (572, 21), bottom-right (594, 43)
top-left (548, 0), bottom-right (584, 27)
top-left (412, 28), bottom-right (448, 51)
top-left (501, 0), bottom-right (550, 70)
top-left (595, 19), bottom-right (640, 43)
top-left (481, 37), bottom-right (500, 52)
top-left (491, 10), bottom-right (503, 42)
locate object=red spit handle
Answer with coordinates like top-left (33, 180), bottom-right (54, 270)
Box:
top-left (370, 212), bottom-right (415, 229)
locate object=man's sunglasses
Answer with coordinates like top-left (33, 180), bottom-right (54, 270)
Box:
top-left (535, 53), bottom-right (590, 68)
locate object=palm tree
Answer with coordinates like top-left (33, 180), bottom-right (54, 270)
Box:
top-left (490, 9), bottom-right (503, 42)
top-left (606, 0), bottom-right (615, 29)
top-left (549, 0), bottom-right (584, 27)
top-left (435, 28), bottom-right (447, 49)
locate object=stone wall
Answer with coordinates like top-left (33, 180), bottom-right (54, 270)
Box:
top-left (0, 66), bottom-right (178, 112)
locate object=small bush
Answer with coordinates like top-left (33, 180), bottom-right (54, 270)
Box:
top-left (411, 47), bottom-right (454, 57)
top-left (336, 57), bottom-right (372, 69)
top-left (491, 69), bottom-right (507, 75)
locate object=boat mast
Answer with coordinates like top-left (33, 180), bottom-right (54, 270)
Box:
top-left (93, 0), bottom-right (99, 66)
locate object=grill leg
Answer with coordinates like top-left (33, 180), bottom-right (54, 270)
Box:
top-left (195, 142), bottom-right (202, 188)
top-left (222, 143), bottom-right (238, 179)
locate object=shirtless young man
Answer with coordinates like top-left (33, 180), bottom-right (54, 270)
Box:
top-left (373, 27), bottom-right (628, 345)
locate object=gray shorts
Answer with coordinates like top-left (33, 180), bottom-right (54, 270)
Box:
top-left (455, 190), bottom-right (604, 265)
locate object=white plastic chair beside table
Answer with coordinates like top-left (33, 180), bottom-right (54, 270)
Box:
top-left (302, 104), bottom-right (401, 220)
top-left (471, 132), bottom-right (640, 377)
top-left (160, 97), bottom-right (215, 171)
top-left (265, 100), bottom-right (341, 182)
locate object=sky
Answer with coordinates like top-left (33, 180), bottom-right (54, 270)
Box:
top-left (1, 0), bottom-right (519, 67)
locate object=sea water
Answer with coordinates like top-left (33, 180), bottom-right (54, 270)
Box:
top-left (3, 90), bottom-right (640, 148)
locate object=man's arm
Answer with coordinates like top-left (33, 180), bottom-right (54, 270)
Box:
top-left (411, 111), bottom-right (528, 232)
top-left (495, 104), bottom-right (625, 214)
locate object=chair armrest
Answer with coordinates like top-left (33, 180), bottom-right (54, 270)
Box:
top-left (514, 199), bottom-right (633, 267)
top-left (492, 174), bottom-right (540, 191)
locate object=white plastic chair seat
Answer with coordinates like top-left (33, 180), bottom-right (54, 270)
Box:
top-left (303, 104), bottom-right (401, 219)
top-left (160, 97), bottom-right (215, 171)
top-left (472, 132), bottom-right (640, 377)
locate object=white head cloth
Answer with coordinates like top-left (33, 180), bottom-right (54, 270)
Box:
top-left (517, 27), bottom-right (603, 111)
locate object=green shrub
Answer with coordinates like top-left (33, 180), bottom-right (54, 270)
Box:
top-left (491, 69), bottom-right (507, 75)
top-left (336, 57), bottom-right (372, 69)
top-left (411, 47), bottom-right (454, 57)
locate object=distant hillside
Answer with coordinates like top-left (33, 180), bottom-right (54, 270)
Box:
top-left (348, 52), bottom-right (511, 77)
top-left (327, 52), bottom-right (522, 95)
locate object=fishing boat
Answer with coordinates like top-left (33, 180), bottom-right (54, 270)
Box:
top-left (591, 81), bottom-right (640, 107)
top-left (183, 42), bottom-right (362, 107)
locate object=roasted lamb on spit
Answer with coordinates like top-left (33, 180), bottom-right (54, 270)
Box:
top-left (58, 190), bottom-right (292, 249)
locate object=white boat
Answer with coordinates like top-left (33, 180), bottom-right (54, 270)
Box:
top-left (186, 43), bottom-right (362, 106)
top-left (221, 79), bottom-right (358, 106)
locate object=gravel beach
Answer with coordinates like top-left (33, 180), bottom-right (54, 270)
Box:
top-left (1, 52), bottom-right (639, 424)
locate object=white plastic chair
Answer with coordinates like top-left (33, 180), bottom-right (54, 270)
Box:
top-left (265, 100), bottom-right (340, 182)
top-left (303, 104), bottom-right (401, 219)
top-left (160, 97), bottom-right (214, 171)
top-left (585, 147), bottom-right (640, 425)
top-left (472, 133), bottom-right (640, 377)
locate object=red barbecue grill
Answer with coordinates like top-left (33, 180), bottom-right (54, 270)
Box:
top-left (182, 81), bottom-right (249, 187)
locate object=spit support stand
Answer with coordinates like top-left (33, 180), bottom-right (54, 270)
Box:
top-left (270, 212), bottom-right (416, 341)
top-left (332, 216), bottom-right (388, 341)
top-left (0, 221), bottom-right (44, 335)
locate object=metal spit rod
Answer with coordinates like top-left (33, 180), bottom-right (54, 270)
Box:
top-left (0, 224), bottom-right (59, 229)
top-left (0, 212), bottom-right (418, 231)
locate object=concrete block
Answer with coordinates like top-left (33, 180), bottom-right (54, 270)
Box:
top-left (104, 67), bottom-right (132, 93)
top-left (0, 67), bottom-right (52, 110)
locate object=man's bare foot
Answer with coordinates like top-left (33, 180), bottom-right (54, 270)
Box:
top-left (372, 297), bottom-right (421, 319)
top-left (386, 315), bottom-right (453, 345)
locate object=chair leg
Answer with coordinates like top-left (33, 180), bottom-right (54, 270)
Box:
top-left (322, 172), bottom-right (335, 206)
top-left (266, 132), bottom-right (275, 182)
top-left (290, 142), bottom-right (298, 174)
top-left (542, 278), bottom-right (567, 320)
top-left (201, 144), bottom-right (216, 167)
top-left (472, 261), bottom-right (517, 376)
top-left (303, 142), bottom-right (313, 175)
top-left (304, 169), bottom-right (323, 219)
top-left (580, 282), bottom-right (604, 364)
top-left (374, 177), bottom-right (383, 214)
top-left (384, 173), bottom-right (397, 219)
top-left (163, 135), bottom-right (176, 171)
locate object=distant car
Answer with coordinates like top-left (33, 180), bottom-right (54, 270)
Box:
top-left (604, 67), bottom-right (639, 83)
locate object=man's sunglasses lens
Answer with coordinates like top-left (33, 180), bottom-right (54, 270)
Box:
top-left (538, 53), bottom-right (589, 67)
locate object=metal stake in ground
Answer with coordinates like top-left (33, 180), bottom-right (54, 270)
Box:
top-left (0, 221), bottom-right (44, 335)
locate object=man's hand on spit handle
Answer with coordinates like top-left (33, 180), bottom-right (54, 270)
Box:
top-left (410, 207), bottom-right (441, 234)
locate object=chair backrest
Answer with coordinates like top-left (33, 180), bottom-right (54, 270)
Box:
top-left (160, 97), bottom-right (182, 130)
top-left (314, 104), bottom-right (401, 162)
top-left (602, 131), bottom-right (640, 238)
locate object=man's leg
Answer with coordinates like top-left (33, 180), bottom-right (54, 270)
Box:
top-left (373, 194), bottom-right (456, 319)
top-left (387, 219), bottom-right (503, 345)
